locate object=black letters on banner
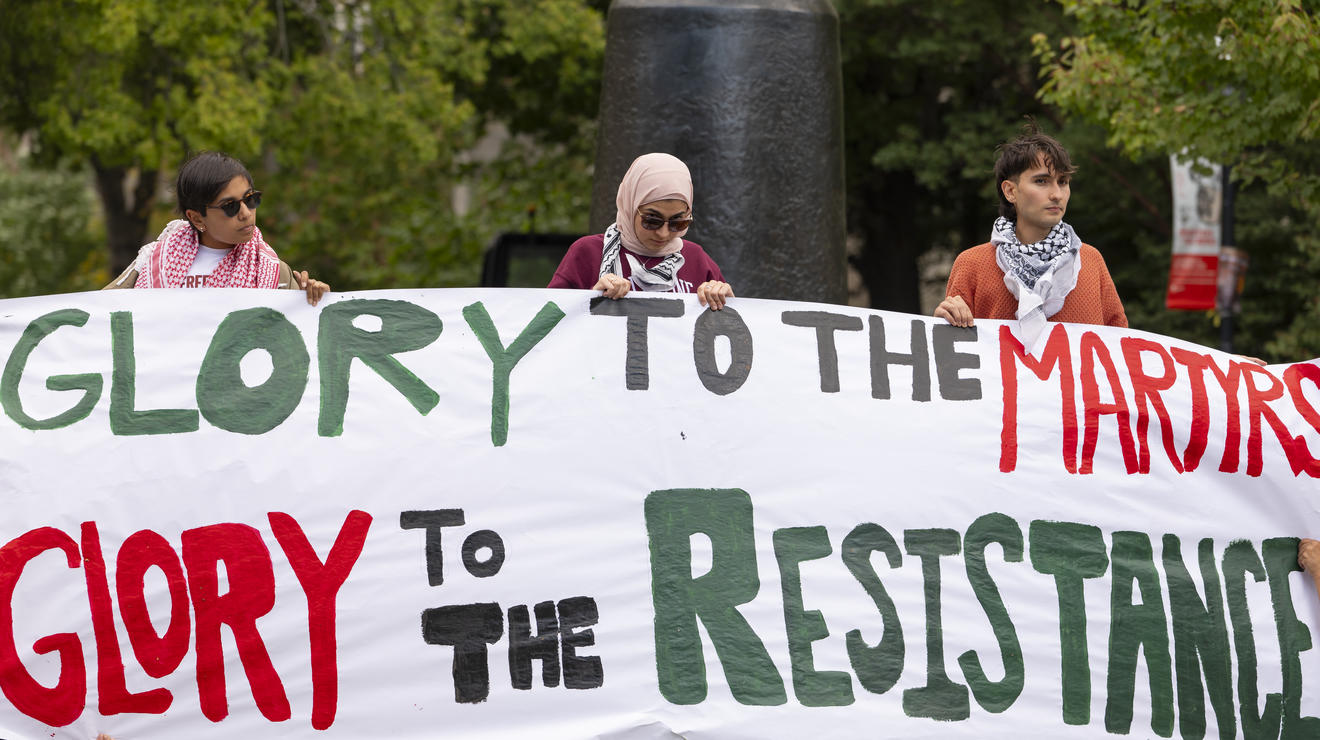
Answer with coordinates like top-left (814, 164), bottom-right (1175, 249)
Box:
top-left (869, 317), bottom-right (932, 402)
top-left (404, 508), bottom-right (604, 703)
top-left (693, 307), bottom-right (753, 395)
top-left (422, 603), bottom-right (505, 703)
top-left (461, 530), bottom-right (505, 579)
top-left (781, 310), bottom-right (863, 393)
top-left (590, 296), bottom-right (685, 390)
top-left (400, 510), bottom-right (465, 587)
top-left (508, 601), bottom-right (561, 690)
top-left (507, 597), bottom-right (604, 692)
top-left (931, 325), bottom-right (982, 401)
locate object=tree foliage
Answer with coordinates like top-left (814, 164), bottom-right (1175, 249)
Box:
top-left (835, 0), bottom-right (1317, 361)
top-left (0, 0), bottom-right (606, 291)
top-left (0, 142), bottom-right (103, 298)
top-left (1037, 0), bottom-right (1320, 358)
top-left (1036, 0), bottom-right (1320, 164)
top-left (835, 1), bottom-right (1171, 331)
top-left (837, 0), bottom-right (1069, 313)
top-left (6, 0), bottom-right (1315, 362)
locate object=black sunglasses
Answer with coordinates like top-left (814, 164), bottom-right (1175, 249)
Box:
top-left (637, 209), bottom-right (693, 232)
top-left (205, 190), bottom-right (262, 218)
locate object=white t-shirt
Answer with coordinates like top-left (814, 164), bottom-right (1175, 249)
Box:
top-left (183, 246), bottom-right (231, 288)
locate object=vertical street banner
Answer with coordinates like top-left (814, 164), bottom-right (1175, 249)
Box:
top-left (1167, 156), bottom-right (1223, 310)
top-left (1, 288), bottom-right (1318, 739)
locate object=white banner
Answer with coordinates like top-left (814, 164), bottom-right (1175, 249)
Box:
top-left (1, 288), bottom-right (1318, 739)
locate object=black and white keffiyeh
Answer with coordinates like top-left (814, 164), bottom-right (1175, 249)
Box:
top-left (598, 223), bottom-right (686, 291)
top-left (992, 217), bottom-right (1076, 289)
top-left (992, 216), bottom-right (1082, 351)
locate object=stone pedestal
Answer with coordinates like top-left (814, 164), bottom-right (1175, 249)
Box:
top-left (591, 0), bottom-right (846, 303)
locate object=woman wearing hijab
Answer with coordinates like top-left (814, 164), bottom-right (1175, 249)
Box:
top-left (548, 153), bottom-right (734, 309)
top-left (104, 151), bottom-right (329, 305)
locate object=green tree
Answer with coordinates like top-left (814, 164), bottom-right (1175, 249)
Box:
top-left (1036, 0), bottom-right (1320, 358)
top-left (256, 0), bottom-right (607, 290)
top-left (838, 0), bottom-right (1068, 313)
top-left (0, 141), bottom-right (104, 298)
top-left (0, 0), bottom-right (606, 292)
top-left (835, 0), bottom-right (1171, 325)
top-left (0, 0), bottom-right (286, 273)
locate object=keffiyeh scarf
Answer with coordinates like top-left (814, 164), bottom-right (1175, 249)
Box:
top-left (992, 216), bottom-right (1082, 351)
top-left (133, 219), bottom-right (281, 289)
top-left (598, 223), bottom-right (686, 292)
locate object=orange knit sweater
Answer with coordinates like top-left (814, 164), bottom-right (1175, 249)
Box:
top-left (944, 242), bottom-right (1128, 327)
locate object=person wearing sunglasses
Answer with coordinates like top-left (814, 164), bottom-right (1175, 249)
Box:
top-left (548, 152), bottom-right (734, 309)
top-left (104, 151), bottom-right (329, 305)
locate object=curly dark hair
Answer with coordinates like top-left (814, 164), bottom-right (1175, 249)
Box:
top-left (993, 122), bottom-right (1076, 220)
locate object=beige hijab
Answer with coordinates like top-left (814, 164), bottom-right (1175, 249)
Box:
top-left (614, 153), bottom-right (692, 257)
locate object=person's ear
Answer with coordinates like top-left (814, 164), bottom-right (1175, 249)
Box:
top-left (184, 209), bottom-right (206, 232)
top-left (1000, 178), bottom-right (1018, 204)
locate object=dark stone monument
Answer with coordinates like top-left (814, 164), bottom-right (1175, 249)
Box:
top-left (590, 0), bottom-right (846, 303)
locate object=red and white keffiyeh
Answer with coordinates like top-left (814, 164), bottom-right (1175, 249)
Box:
top-left (133, 219), bottom-right (281, 289)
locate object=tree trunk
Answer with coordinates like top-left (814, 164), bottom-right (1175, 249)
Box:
top-left (91, 157), bottom-right (158, 276)
top-left (855, 170), bottom-right (922, 314)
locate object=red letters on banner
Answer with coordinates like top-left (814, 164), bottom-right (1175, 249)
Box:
top-left (998, 324), bottom-right (1078, 474)
top-left (0, 511), bottom-right (371, 728)
top-left (999, 325), bottom-right (1320, 477)
top-left (1079, 331), bottom-right (1138, 475)
top-left (0, 528), bottom-right (85, 726)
